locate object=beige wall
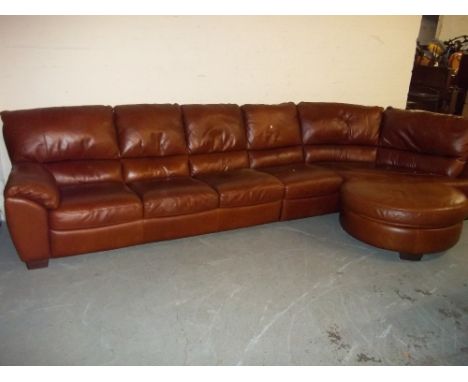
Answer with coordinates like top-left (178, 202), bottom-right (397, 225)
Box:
top-left (0, 16), bottom-right (421, 218)
top-left (436, 15), bottom-right (468, 41)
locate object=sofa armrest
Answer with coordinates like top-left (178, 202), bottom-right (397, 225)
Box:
top-left (5, 163), bottom-right (60, 209)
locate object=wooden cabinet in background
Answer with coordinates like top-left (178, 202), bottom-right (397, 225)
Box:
top-left (406, 54), bottom-right (468, 116)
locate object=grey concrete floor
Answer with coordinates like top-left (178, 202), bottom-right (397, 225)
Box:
top-left (0, 214), bottom-right (467, 365)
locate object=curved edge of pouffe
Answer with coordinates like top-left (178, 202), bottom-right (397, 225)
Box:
top-left (340, 210), bottom-right (463, 255)
top-left (340, 181), bottom-right (468, 228)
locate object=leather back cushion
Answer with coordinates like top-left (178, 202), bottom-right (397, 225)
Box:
top-left (298, 102), bottom-right (383, 163)
top-left (243, 102), bottom-right (303, 168)
top-left (183, 104), bottom-right (246, 154)
top-left (189, 151), bottom-right (248, 176)
top-left (304, 145), bottom-right (377, 163)
top-left (249, 147), bottom-right (303, 168)
top-left (45, 160), bottom-right (122, 186)
top-left (243, 102), bottom-right (301, 150)
top-left (377, 108), bottom-right (468, 177)
top-left (2, 105), bottom-right (118, 163)
top-left (114, 104), bottom-right (186, 157)
top-left (182, 104), bottom-right (248, 175)
top-left (122, 156), bottom-right (189, 182)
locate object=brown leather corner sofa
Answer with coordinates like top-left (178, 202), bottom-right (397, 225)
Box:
top-left (2, 102), bottom-right (468, 269)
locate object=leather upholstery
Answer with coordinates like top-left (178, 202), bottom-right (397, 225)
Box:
top-left (340, 211), bottom-right (463, 255)
top-left (316, 161), bottom-right (429, 180)
top-left (183, 104), bottom-right (248, 175)
top-left (377, 107), bottom-right (468, 177)
top-left (298, 102), bottom-right (383, 163)
top-left (262, 161), bottom-right (342, 220)
top-left (2, 106), bottom-right (118, 163)
top-left (196, 168), bottom-right (284, 208)
top-left (341, 180), bottom-right (468, 228)
top-left (115, 104), bottom-right (190, 184)
top-left (377, 147), bottom-right (465, 177)
top-left (436, 177), bottom-right (468, 198)
top-left (249, 147), bottom-right (303, 169)
top-left (122, 156), bottom-right (189, 182)
top-left (243, 103), bottom-right (301, 149)
top-left (243, 103), bottom-right (303, 169)
top-left (258, 164), bottom-right (342, 199)
top-left (183, 104), bottom-right (245, 154)
top-left (5, 198), bottom-right (51, 263)
top-left (3, 102), bottom-right (468, 268)
top-left (299, 102), bottom-right (383, 146)
top-left (315, 161), bottom-right (468, 197)
top-left (129, 177), bottom-right (219, 218)
top-left (51, 221), bottom-right (143, 258)
top-left (5, 163), bottom-right (59, 209)
top-left (189, 151), bottom-right (248, 176)
top-left (45, 160), bottom-right (122, 186)
top-left (459, 164), bottom-right (468, 178)
top-left (50, 182), bottom-right (143, 230)
top-left (340, 180), bottom-right (467, 255)
top-left (115, 104), bottom-right (186, 157)
top-left (281, 194), bottom-right (340, 220)
top-left (218, 201), bottom-right (282, 230)
top-left (143, 210), bottom-right (219, 243)
top-left (242, 102), bottom-right (304, 168)
top-left (304, 145), bottom-right (377, 163)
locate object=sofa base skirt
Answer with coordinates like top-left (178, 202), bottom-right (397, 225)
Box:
top-left (218, 201), bottom-right (282, 231)
top-left (280, 193), bottom-right (340, 221)
top-left (51, 221), bottom-right (144, 258)
top-left (340, 210), bottom-right (463, 255)
top-left (49, 201), bottom-right (282, 258)
top-left (142, 209), bottom-right (219, 243)
top-left (145, 201), bottom-right (282, 239)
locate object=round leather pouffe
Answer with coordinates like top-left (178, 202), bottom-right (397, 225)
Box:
top-left (340, 180), bottom-right (468, 257)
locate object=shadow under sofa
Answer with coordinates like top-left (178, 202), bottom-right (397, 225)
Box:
top-left (2, 102), bottom-right (468, 269)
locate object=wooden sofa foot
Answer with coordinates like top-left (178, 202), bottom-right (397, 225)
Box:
top-left (26, 259), bottom-right (49, 269)
top-left (399, 253), bottom-right (423, 261)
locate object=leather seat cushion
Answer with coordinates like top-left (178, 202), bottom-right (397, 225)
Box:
top-left (341, 180), bottom-right (468, 228)
top-left (259, 164), bottom-right (343, 199)
top-left (316, 161), bottom-right (413, 178)
top-left (50, 182), bottom-right (143, 230)
top-left (315, 161), bottom-right (468, 197)
top-left (316, 161), bottom-right (450, 182)
top-left (129, 177), bottom-right (219, 218)
top-left (196, 168), bottom-right (284, 208)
